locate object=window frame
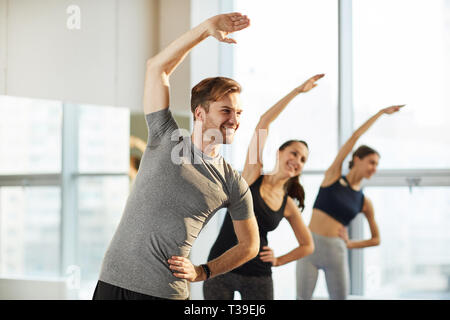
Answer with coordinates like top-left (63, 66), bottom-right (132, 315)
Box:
top-left (0, 100), bottom-right (129, 282)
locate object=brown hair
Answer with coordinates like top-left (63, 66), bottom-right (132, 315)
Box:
top-left (191, 77), bottom-right (241, 119)
top-left (130, 155), bottom-right (141, 170)
top-left (279, 140), bottom-right (309, 212)
top-left (348, 145), bottom-right (380, 169)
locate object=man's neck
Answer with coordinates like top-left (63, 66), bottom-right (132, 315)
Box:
top-left (191, 119), bottom-right (223, 158)
top-left (191, 134), bottom-right (222, 158)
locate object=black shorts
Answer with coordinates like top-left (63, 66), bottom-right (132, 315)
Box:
top-left (92, 280), bottom-right (168, 300)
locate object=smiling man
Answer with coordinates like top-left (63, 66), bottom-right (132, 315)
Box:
top-left (190, 76), bottom-right (243, 152)
top-left (92, 13), bottom-right (259, 300)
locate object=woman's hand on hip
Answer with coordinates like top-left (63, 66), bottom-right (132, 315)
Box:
top-left (259, 246), bottom-right (279, 266)
top-left (338, 227), bottom-right (351, 248)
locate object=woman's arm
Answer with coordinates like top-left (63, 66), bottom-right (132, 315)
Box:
top-left (143, 13), bottom-right (250, 115)
top-left (242, 74), bottom-right (325, 185)
top-left (322, 105), bottom-right (405, 186)
top-left (338, 197), bottom-right (380, 249)
top-left (259, 197), bottom-right (315, 266)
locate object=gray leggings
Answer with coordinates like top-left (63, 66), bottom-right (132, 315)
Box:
top-left (203, 272), bottom-right (273, 300)
top-left (296, 232), bottom-right (350, 300)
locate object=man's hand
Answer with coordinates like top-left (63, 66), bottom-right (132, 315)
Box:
top-left (168, 256), bottom-right (205, 282)
top-left (207, 12), bottom-right (250, 44)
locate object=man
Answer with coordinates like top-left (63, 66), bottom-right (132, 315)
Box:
top-left (93, 12), bottom-right (260, 300)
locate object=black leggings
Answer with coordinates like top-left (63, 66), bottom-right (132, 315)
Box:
top-left (203, 272), bottom-right (273, 300)
top-left (92, 280), bottom-right (168, 300)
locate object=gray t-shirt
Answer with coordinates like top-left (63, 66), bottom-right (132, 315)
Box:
top-left (99, 108), bottom-right (254, 300)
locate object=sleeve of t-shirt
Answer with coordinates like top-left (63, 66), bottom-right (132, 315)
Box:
top-left (145, 108), bottom-right (180, 147)
top-left (227, 171), bottom-right (255, 221)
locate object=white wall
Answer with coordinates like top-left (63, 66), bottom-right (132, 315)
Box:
top-left (117, 0), bottom-right (159, 111)
top-left (0, 0), bottom-right (158, 111)
top-left (0, 277), bottom-right (71, 300)
top-left (0, 0), bottom-right (228, 114)
top-left (158, 0), bottom-right (191, 115)
top-left (0, 0), bottom-right (7, 94)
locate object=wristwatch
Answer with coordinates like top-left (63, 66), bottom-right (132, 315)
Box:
top-left (200, 264), bottom-right (211, 280)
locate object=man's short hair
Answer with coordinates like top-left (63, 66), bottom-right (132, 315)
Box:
top-left (190, 77), bottom-right (241, 119)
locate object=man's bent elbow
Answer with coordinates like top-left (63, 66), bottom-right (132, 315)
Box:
top-left (146, 57), bottom-right (157, 70)
top-left (246, 240), bottom-right (260, 260)
top-left (239, 239), bottom-right (259, 261)
top-left (146, 57), bottom-right (165, 74)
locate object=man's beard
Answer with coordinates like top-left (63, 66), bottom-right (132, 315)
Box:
top-left (203, 119), bottom-right (236, 145)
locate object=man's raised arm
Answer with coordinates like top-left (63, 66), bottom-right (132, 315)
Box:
top-left (143, 13), bottom-right (250, 115)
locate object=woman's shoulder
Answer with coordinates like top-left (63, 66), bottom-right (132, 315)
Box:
top-left (320, 169), bottom-right (342, 188)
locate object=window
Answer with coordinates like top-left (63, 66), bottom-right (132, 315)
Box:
top-left (231, 0), bottom-right (339, 172)
top-left (0, 187), bottom-right (60, 278)
top-left (351, 0), bottom-right (450, 298)
top-left (0, 95), bottom-right (129, 299)
top-left (361, 187), bottom-right (450, 299)
top-left (231, 0), bottom-right (339, 299)
top-left (0, 96), bottom-right (62, 174)
top-left (77, 176), bottom-right (128, 298)
top-left (353, 0), bottom-right (450, 169)
top-left (78, 104), bottom-right (129, 173)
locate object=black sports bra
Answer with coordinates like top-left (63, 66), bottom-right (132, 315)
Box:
top-left (313, 176), bottom-right (365, 226)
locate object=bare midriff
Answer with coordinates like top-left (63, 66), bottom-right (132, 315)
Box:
top-left (309, 208), bottom-right (344, 238)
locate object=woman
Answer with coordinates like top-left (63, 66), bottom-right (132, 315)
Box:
top-left (296, 104), bottom-right (405, 300)
top-left (203, 74), bottom-right (324, 300)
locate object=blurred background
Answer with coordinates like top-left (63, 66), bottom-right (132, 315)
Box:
top-left (0, 0), bottom-right (449, 300)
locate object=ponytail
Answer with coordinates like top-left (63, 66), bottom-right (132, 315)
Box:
top-left (285, 175), bottom-right (306, 212)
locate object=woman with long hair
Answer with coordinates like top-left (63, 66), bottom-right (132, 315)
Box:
top-left (203, 74), bottom-right (324, 300)
top-left (296, 104), bottom-right (405, 300)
